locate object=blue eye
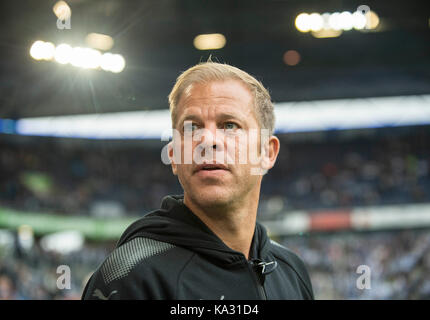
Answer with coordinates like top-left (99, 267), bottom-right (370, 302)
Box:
top-left (224, 122), bottom-right (238, 130)
top-left (184, 122), bottom-right (198, 132)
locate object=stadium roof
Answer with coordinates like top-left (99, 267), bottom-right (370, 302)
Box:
top-left (0, 0), bottom-right (429, 118)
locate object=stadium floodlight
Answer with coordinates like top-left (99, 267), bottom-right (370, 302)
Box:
top-left (109, 54), bottom-right (126, 73)
top-left (296, 10), bottom-right (380, 35)
top-left (321, 13), bottom-right (331, 30)
top-left (193, 33), bottom-right (226, 50)
top-left (366, 11), bottom-right (380, 29)
top-left (30, 40), bottom-right (45, 60)
top-left (311, 29), bottom-right (342, 38)
top-left (100, 52), bottom-right (114, 71)
top-left (30, 41), bottom-right (56, 61)
top-left (53, 0), bottom-right (71, 20)
top-left (30, 40), bottom-right (125, 73)
top-left (308, 13), bottom-right (324, 31)
top-left (70, 47), bottom-right (86, 68)
top-left (352, 11), bottom-right (367, 30)
top-left (100, 53), bottom-right (126, 73)
top-left (70, 47), bottom-right (101, 69)
top-left (295, 13), bottom-right (310, 32)
top-left (338, 11), bottom-right (353, 31)
top-left (328, 12), bottom-right (342, 30)
top-left (85, 33), bottom-right (114, 51)
top-left (54, 43), bottom-right (72, 64)
top-left (83, 48), bottom-right (102, 69)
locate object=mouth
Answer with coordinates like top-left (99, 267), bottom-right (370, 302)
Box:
top-left (194, 163), bottom-right (229, 174)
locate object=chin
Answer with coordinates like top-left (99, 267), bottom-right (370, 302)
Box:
top-left (192, 187), bottom-right (233, 207)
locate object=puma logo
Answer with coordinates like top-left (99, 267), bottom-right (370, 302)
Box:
top-left (92, 289), bottom-right (118, 300)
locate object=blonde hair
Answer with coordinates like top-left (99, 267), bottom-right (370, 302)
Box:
top-left (168, 61), bottom-right (275, 135)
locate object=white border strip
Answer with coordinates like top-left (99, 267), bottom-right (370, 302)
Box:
top-left (15, 94), bottom-right (430, 139)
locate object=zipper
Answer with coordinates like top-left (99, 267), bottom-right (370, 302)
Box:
top-left (248, 260), bottom-right (267, 300)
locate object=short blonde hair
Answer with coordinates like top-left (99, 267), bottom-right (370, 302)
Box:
top-left (168, 61), bottom-right (275, 135)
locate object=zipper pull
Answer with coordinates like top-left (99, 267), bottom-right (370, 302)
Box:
top-left (258, 260), bottom-right (278, 275)
top-left (251, 259), bottom-right (278, 275)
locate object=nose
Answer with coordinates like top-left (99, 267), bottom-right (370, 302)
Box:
top-left (195, 124), bottom-right (225, 155)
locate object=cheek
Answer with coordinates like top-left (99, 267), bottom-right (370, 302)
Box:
top-left (175, 165), bottom-right (192, 190)
top-left (223, 134), bottom-right (250, 164)
top-left (171, 138), bottom-right (195, 165)
top-left (170, 138), bottom-right (183, 164)
top-left (176, 164), bottom-right (193, 176)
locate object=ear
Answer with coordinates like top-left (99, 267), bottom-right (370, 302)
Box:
top-left (168, 141), bottom-right (178, 176)
top-left (260, 135), bottom-right (280, 173)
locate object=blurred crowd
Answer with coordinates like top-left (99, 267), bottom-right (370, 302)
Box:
top-left (0, 126), bottom-right (429, 299)
top-left (0, 140), bottom-right (180, 217)
top-left (261, 128), bottom-right (430, 218)
top-left (0, 228), bottom-right (429, 299)
top-left (0, 233), bottom-right (112, 299)
top-left (1, 127), bottom-right (429, 218)
top-left (282, 229), bottom-right (430, 299)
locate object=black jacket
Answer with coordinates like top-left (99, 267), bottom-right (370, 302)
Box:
top-left (82, 195), bottom-right (314, 300)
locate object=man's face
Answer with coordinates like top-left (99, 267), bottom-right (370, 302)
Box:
top-left (169, 79), bottom-right (270, 208)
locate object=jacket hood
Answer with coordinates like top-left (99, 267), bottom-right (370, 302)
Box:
top-left (117, 195), bottom-right (272, 267)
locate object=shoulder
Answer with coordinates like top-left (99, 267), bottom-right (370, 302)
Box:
top-left (101, 236), bottom-right (195, 285)
top-left (269, 239), bottom-right (303, 265)
top-left (268, 239), bottom-right (314, 298)
top-left (82, 237), bottom-right (194, 299)
top-left (101, 237), bottom-right (177, 285)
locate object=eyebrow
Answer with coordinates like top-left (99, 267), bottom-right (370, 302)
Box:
top-left (178, 114), bottom-right (202, 125)
top-left (178, 111), bottom-right (243, 127)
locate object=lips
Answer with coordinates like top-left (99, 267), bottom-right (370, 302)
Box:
top-left (194, 163), bottom-right (229, 173)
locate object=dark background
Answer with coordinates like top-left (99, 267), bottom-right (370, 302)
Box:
top-left (0, 0), bottom-right (429, 118)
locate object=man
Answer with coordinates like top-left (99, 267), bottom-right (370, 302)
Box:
top-left (82, 61), bottom-right (314, 300)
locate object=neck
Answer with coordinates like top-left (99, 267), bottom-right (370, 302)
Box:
top-left (183, 189), bottom-right (260, 260)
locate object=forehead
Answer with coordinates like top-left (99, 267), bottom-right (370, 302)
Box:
top-left (176, 80), bottom-right (255, 120)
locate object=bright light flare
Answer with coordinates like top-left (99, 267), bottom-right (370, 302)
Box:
top-left (366, 11), bottom-right (380, 29)
top-left (30, 40), bottom-right (125, 73)
top-left (296, 10), bottom-right (380, 34)
top-left (308, 13), bottom-right (324, 31)
top-left (70, 47), bottom-right (101, 69)
top-left (295, 13), bottom-right (310, 32)
top-left (321, 13), bottom-right (331, 30)
top-left (328, 12), bottom-right (342, 30)
top-left (30, 41), bottom-right (56, 60)
top-left (193, 33), bottom-right (226, 50)
top-left (85, 33), bottom-right (114, 51)
top-left (352, 11), bottom-right (367, 29)
top-left (53, 1), bottom-right (71, 20)
top-left (311, 29), bottom-right (343, 38)
top-left (338, 11), bottom-right (353, 31)
top-left (54, 43), bottom-right (73, 64)
top-left (100, 53), bottom-right (126, 73)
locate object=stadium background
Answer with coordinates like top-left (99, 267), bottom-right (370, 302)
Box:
top-left (0, 0), bottom-right (429, 299)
